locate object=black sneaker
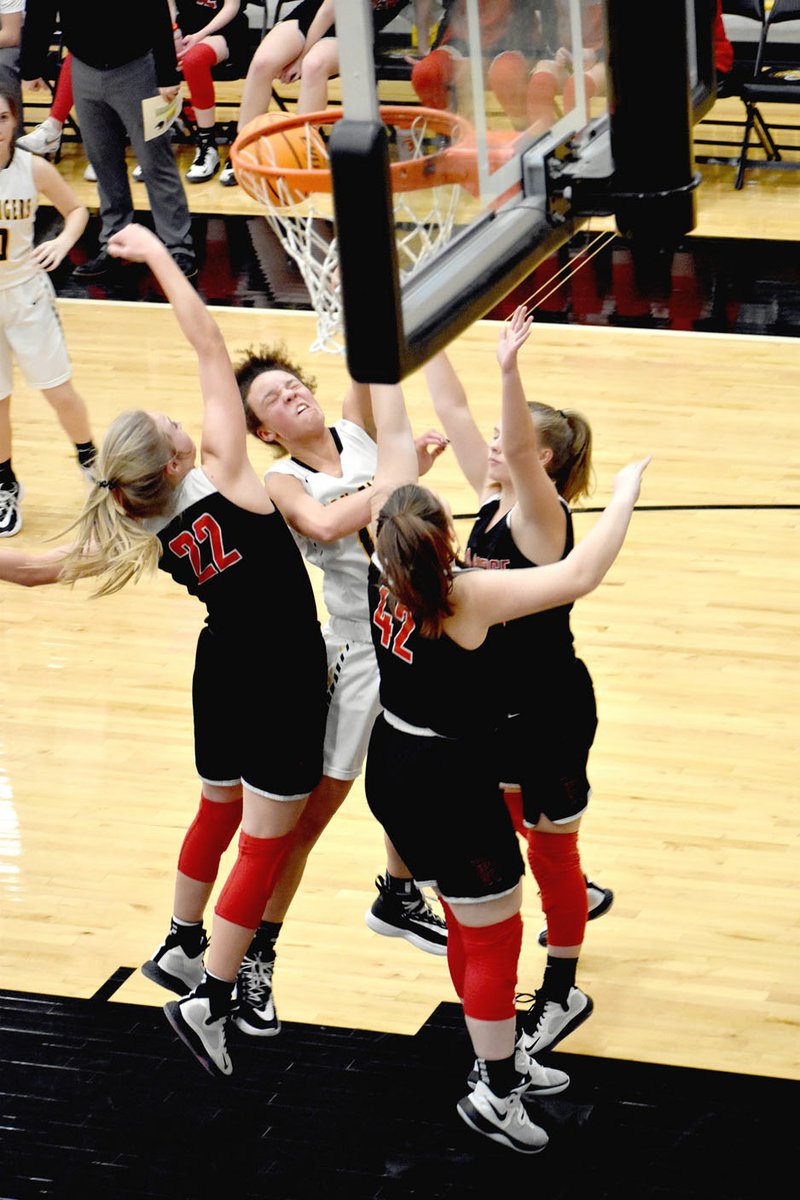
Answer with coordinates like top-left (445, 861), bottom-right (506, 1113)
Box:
top-left (364, 875), bottom-right (448, 956)
top-left (140, 920), bottom-right (208, 995)
top-left (0, 481), bottom-right (22, 537)
top-left (164, 992), bottom-right (232, 1078)
top-left (517, 986), bottom-right (594, 1054)
top-left (231, 949), bottom-right (281, 1037)
top-left (73, 251), bottom-right (114, 279)
top-left (537, 876), bottom-right (614, 947)
top-left (172, 251), bottom-right (198, 279)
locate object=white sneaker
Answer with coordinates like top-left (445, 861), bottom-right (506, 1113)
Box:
top-left (140, 921), bottom-right (207, 996)
top-left (467, 1032), bottom-right (570, 1096)
top-left (520, 986), bottom-right (594, 1054)
top-left (219, 159), bottom-right (237, 187)
top-left (232, 949), bottom-right (281, 1037)
top-left (132, 163), bottom-right (143, 181)
top-left (457, 1080), bottom-right (549, 1154)
top-left (83, 162), bottom-right (97, 182)
top-left (17, 117), bottom-right (62, 157)
top-left (186, 141), bottom-right (219, 183)
top-left (164, 993), bottom-right (232, 1078)
top-left (0, 480), bottom-right (23, 538)
top-left (515, 1032), bottom-right (571, 1095)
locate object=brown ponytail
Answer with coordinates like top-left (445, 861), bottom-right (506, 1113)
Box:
top-left (376, 484), bottom-right (458, 638)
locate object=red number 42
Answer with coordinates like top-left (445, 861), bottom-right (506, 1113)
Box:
top-left (169, 514), bottom-right (242, 584)
top-left (373, 585), bottom-right (415, 663)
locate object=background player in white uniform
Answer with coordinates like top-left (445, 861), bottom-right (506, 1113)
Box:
top-left (235, 347), bottom-right (449, 1035)
top-left (0, 85), bottom-right (96, 537)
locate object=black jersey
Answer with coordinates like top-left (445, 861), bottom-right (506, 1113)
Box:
top-left (465, 495), bottom-right (577, 713)
top-left (153, 470), bottom-right (320, 648)
top-left (175, 1), bottom-right (250, 65)
top-left (367, 558), bottom-right (501, 738)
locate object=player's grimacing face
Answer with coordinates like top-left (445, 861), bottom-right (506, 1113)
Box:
top-left (249, 370), bottom-right (323, 443)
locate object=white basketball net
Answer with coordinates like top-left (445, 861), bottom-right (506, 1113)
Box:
top-left (236, 116), bottom-right (465, 354)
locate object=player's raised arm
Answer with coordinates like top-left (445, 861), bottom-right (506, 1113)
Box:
top-left (369, 382), bottom-right (419, 526)
top-left (497, 306), bottom-right (567, 557)
top-left (424, 348), bottom-right (490, 499)
top-left (456, 457), bottom-right (650, 636)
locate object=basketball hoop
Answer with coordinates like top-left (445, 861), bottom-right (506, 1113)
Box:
top-left (231, 107), bottom-right (475, 353)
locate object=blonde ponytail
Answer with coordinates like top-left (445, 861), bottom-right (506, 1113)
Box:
top-left (60, 410), bottom-right (177, 597)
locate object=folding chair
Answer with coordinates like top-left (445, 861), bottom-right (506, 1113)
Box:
top-left (735, 0), bottom-right (800, 187)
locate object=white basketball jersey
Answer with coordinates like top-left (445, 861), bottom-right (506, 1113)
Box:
top-left (267, 419), bottom-right (376, 624)
top-left (0, 149), bottom-right (39, 291)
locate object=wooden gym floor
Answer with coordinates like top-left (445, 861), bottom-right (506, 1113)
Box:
top-left (0, 89), bottom-right (798, 1196)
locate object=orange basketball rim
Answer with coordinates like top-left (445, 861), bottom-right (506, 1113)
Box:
top-left (231, 106), bottom-right (478, 200)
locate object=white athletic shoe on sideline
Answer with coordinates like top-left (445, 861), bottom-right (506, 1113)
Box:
top-left (457, 1081), bottom-right (549, 1154)
top-left (83, 162), bottom-right (97, 182)
top-left (17, 117), bottom-right (62, 157)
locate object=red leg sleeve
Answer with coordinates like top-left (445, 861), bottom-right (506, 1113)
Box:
top-left (177, 793), bottom-right (243, 884)
top-left (214, 830), bottom-right (293, 930)
top-left (459, 912), bottom-right (522, 1022)
top-left (527, 830), bottom-right (587, 948)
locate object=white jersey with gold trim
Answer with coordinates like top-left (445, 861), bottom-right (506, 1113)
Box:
top-left (267, 418), bottom-right (376, 626)
top-left (0, 149), bottom-right (39, 291)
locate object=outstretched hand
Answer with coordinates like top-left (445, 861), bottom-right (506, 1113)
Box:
top-left (415, 429), bottom-right (449, 476)
top-left (497, 305), bottom-right (533, 373)
top-left (613, 456), bottom-right (652, 506)
top-left (107, 224), bottom-right (164, 263)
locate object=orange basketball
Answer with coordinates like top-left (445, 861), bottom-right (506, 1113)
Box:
top-left (234, 114), bottom-right (329, 206)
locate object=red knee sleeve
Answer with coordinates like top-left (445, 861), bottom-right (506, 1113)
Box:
top-left (503, 788), bottom-right (525, 837)
top-left (214, 830), bottom-right (293, 930)
top-left (459, 912), bottom-right (522, 1022)
top-left (526, 70), bottom-right (559, 125)
top-left (411, 48), bottom-right (454, 109)
top-left (181, 42), bottom-right (218, 111)
top-left (52, 52), bottom-right (74, 125)
top-left (177, 793), bottom-right (243, 883)
top-left (441, 901), bottom-right (466, 1001)
top-left (527, 830), bottom-right (586, 948)
top-left (487, 51), bottom-right (530, 125)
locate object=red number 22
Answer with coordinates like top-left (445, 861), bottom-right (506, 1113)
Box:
top-left (169, 513), bottom-right (242, 584)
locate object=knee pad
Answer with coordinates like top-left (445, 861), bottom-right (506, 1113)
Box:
top-left (177, 793), bottom-right (243, 883)
top-left (487, 51), bottom-right (529, 124)
top-left (214, 830), bottom-right (293, 930)
top-left (526, 69), bottom-right (559, 125)
top-left (527, 830), bottom-right (586, 948)
top-left (181, 42), bottom-right (218, 111)
top-left (441, 901), bottom-right (466, 1001)
top-left (503, 788), bottom-right (525, 837)
top-left (412, 48), bottom-right (454, 109)
top-left (459, 912), bottom-right (522, 1022)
